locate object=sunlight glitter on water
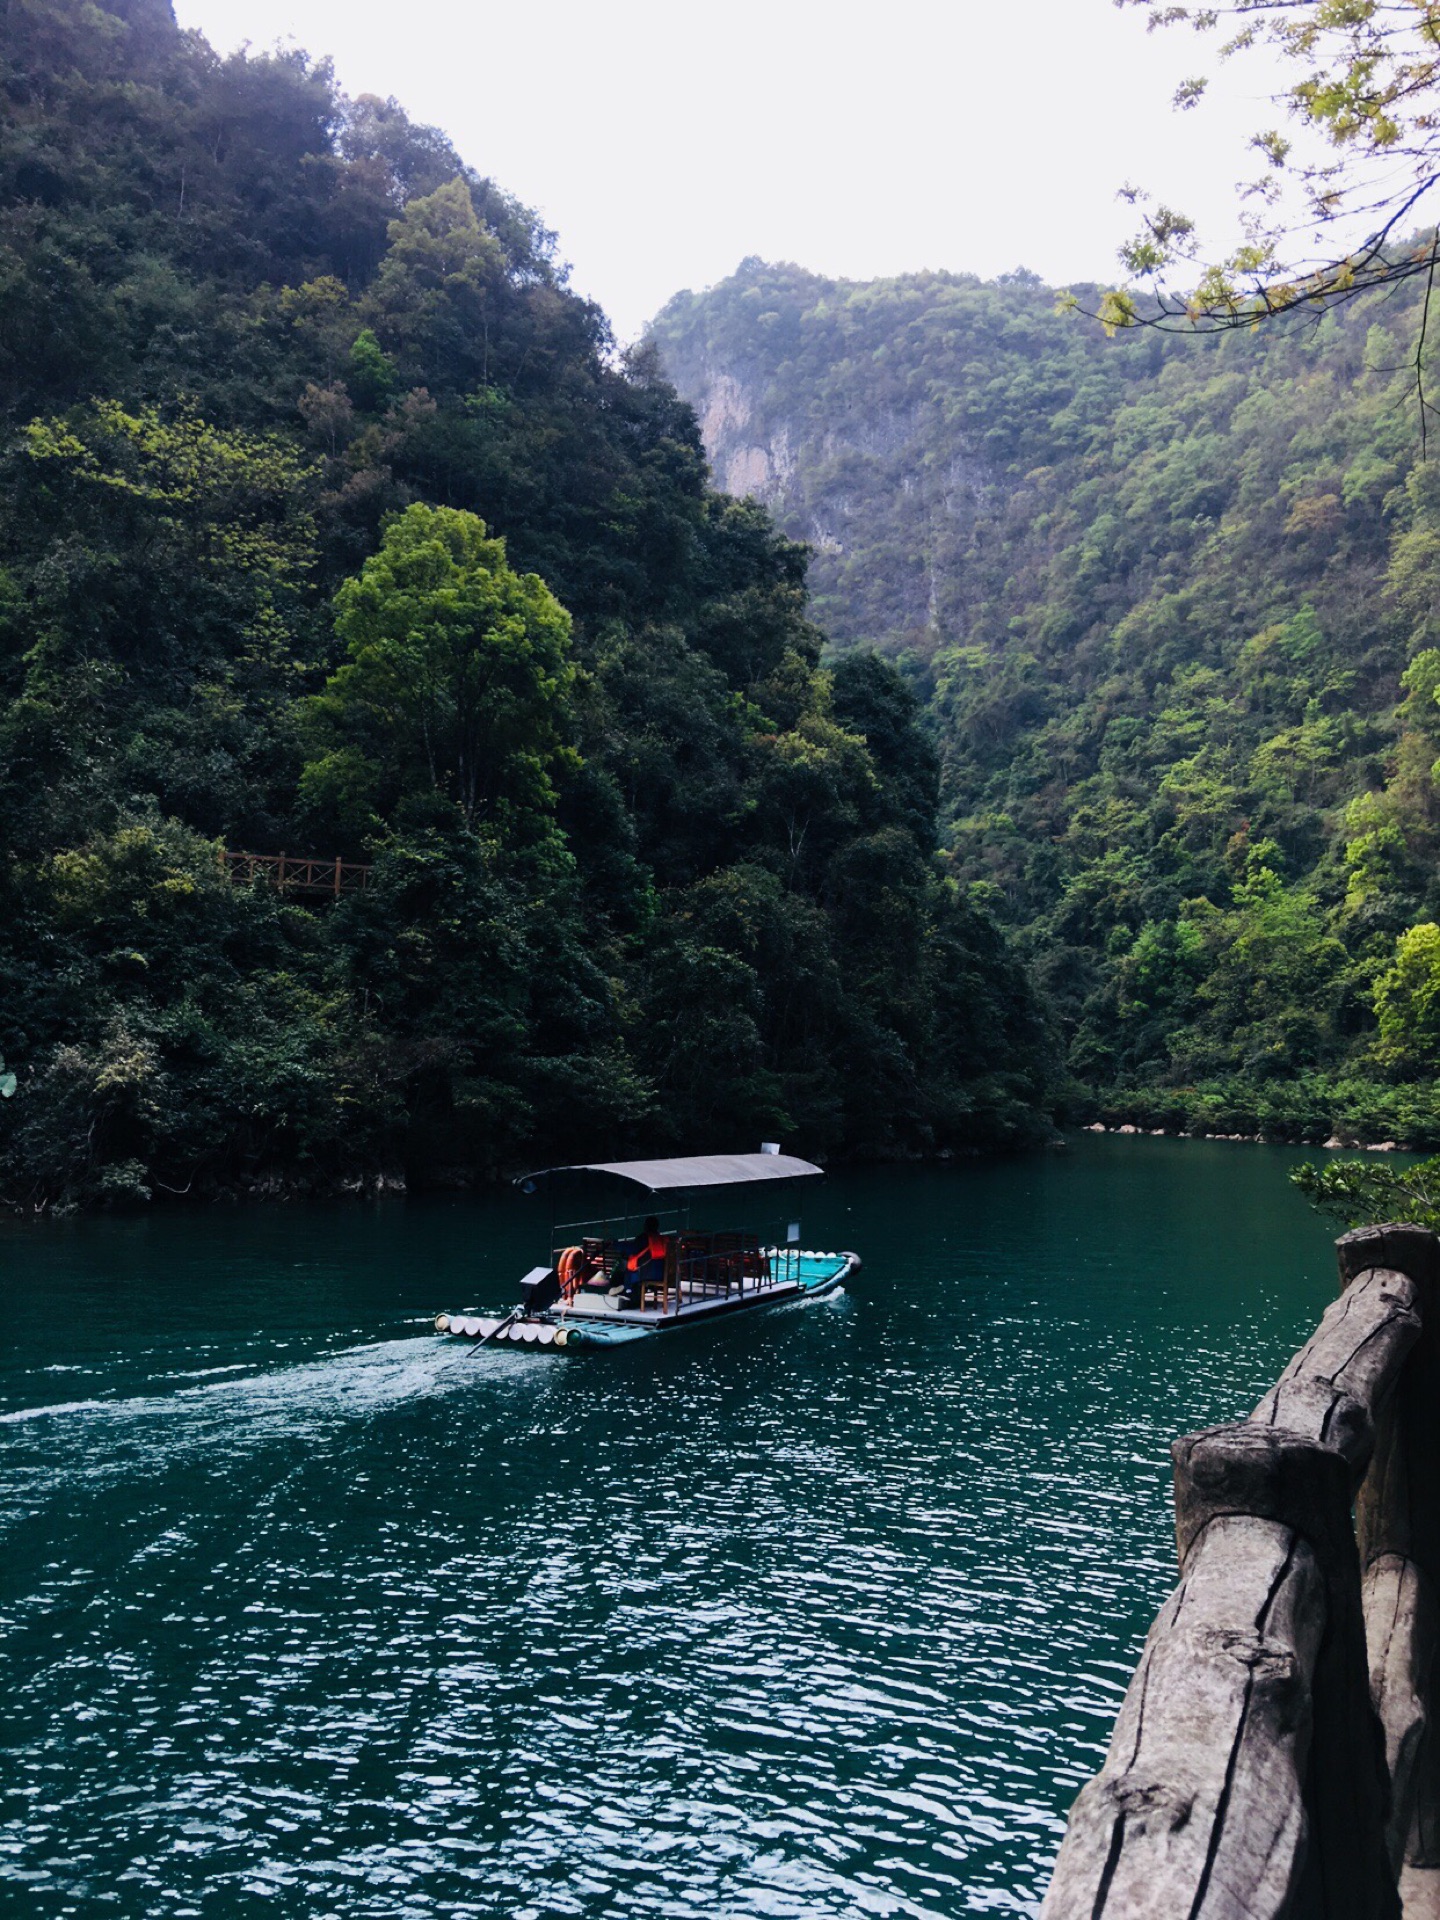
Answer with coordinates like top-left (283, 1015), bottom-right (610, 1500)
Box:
top-left (0, 1139), bottom-right (1341, 1916)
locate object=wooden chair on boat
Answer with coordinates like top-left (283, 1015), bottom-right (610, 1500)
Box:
top-left (637, 1237), bottom-right (679, 1314)
top-left (711, 1231), bottom-right (745, 1295)
top-left (678, 1232), bottom-right (713, 1299)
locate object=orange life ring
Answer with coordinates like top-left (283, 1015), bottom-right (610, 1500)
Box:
top-left (557, 1246), bottom-right (587, 1298)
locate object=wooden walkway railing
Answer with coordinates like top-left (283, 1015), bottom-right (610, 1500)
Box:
top-left (221, 850), bottom-right (372, 898)
top-left (1043, 1223), bottom-right (1440, 1920)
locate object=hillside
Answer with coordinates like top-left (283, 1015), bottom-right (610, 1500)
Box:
top-left (651, 258), bottom-right (1440, 1142)
top-left (0, 2), bottom-right (1054, 1210)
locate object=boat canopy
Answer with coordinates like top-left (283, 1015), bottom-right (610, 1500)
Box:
top-left (516, 1152), bottom-right (823, 1193)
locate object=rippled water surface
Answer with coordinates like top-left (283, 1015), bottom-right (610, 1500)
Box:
top-left (0, 1137), bottom-right (1341, 1916)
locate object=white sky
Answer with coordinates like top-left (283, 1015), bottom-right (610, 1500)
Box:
top-left (173, 0), bottom-right (1309, 342)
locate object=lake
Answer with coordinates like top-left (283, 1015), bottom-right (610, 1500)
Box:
top-left (0, 1135), bottom-right (1343, 1917)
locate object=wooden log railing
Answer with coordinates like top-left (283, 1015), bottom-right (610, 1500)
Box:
top-left (1042, 1223), bottom-right (1440, 1920)
top-left (221, 850), bottom-right (372, 898)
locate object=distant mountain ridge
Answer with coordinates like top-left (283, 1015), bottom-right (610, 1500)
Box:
top-left (651, 255), bottom-right (1440, 1146)
top-left (651, 259), bottom-right (1125, 658)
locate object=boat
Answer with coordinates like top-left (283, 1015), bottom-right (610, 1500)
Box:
top-left (435, 1147), bottom-right (859, 1351)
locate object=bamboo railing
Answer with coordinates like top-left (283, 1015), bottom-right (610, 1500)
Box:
top-left (221, 850), bottom-right (372, 898)
top-left (1042, 1224), bottom-right (1440, 1920)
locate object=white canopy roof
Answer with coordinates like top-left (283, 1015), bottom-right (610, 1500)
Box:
top-left (517, 1152), bottom-right (822, 1193)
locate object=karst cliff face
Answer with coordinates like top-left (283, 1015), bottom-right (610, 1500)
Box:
top-left (693, 373), bottom-right (799, 505)
top-left (649, 263), bottom-right (1023, 655)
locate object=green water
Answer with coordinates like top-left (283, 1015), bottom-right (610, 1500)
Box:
top-left (0, 1137), bottom-right (1342, 1917)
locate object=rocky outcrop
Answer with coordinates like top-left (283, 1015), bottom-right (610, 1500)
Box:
top-left (649, 270), bottom-right (1009, 650)
top-left (691, 373), bottom-right (797, 507)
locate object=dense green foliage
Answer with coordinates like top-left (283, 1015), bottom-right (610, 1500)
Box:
top-left (0, 0), bottom-right (1053, 1208)
top-left (652, 258), bottom-right (1440, 1143)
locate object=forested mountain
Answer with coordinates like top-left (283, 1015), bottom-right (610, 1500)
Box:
top-left (0, 0), bottom-right (1054, 1210)
top-left (652, 258), bottom-right (1440, 1144)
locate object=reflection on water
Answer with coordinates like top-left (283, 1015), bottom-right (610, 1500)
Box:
top-left (0, 1138), bottom-right (1339, 1915)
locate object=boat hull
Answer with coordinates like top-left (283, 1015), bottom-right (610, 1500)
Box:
top-left (438, 1250), bottom-right (858, 1352)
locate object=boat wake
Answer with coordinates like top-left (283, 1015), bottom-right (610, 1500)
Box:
top-left (0, 1397), bottom-right (110, 1424)
top-left (0, 1329), bottom-right (547, 1457)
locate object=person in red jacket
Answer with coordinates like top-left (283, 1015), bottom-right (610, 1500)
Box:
top-left (615, 1215), bottom-right (667, 1309)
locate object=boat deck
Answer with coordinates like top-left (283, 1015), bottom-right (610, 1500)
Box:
top-left (437, 1251), bottom-right (855, 1350)
top-left (561, 1250), bottom-right (850, 1322)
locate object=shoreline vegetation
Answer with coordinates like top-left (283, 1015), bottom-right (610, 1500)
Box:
top-left (0, 1127), bottom-right (1396, 1225)
top-left (1073, 1077), bottom-right (1440, 1150)
top-left (1080, 1122), bottom-right (1404, 1148)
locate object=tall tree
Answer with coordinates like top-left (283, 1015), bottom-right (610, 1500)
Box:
top-left (301, 503), bottom-right (574, 840)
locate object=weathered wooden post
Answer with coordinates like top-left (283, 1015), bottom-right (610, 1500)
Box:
top-left (1341, 1226), bottom-right (1440, 1902)
top-left (1042, 1240), bottom-right (1427, 1917)
top-left (1245, 1257), bottom-right (1422, 1917)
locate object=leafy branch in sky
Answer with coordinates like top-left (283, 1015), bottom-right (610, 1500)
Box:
top-left (1092, 2), bottom-right (1440, 434)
